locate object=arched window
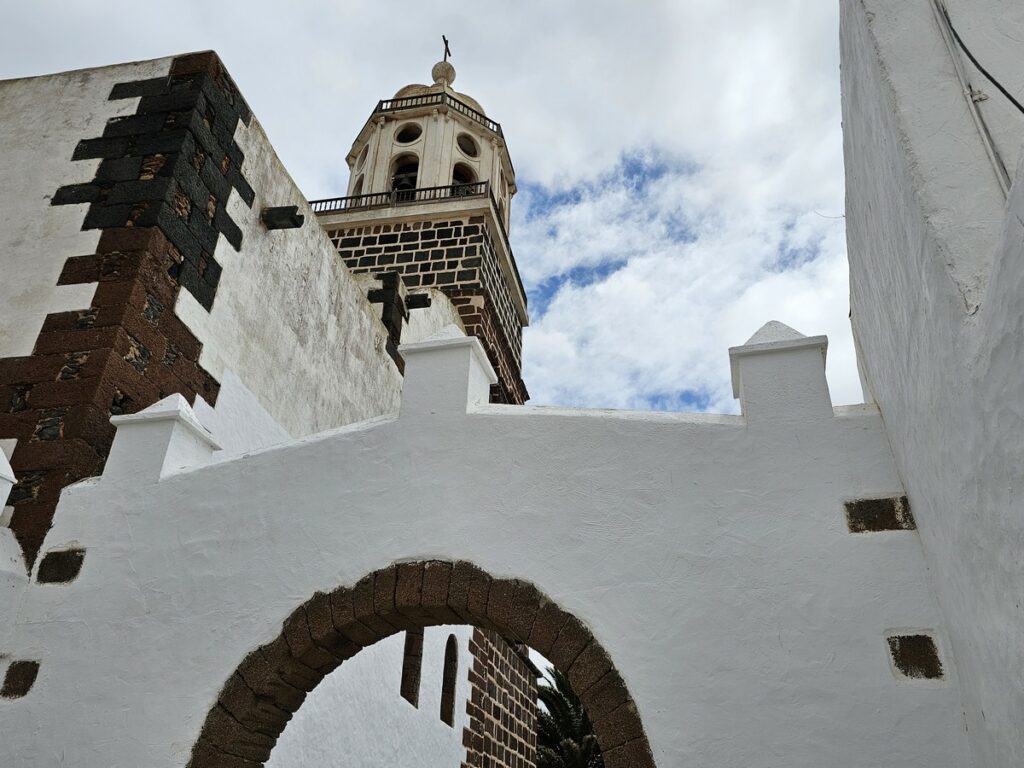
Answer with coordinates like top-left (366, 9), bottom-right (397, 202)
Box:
top-left (452, 163), bottom-right (476, 186)
top-left (391, 154), bottom-right (419, 201)
top-left (452, 163), bottom-right (476, 197)
top-left (351, 174), bottom-right (364, 196)
top-left (400, 628), bottom-right (424, 708)
top-left (440, 633), bottom-right (458, 727)
top-left (355, 143), bottom-right (369, 170)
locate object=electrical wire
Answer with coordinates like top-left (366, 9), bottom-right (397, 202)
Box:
top-left (942, 5), bottom-right (1024, 117)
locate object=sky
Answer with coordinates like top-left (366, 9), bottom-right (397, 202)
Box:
top-left (0, 0), bottom-right (862, 413)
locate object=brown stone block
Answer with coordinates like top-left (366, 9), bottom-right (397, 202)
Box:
top-left (527, 600), bottom-right (570, 658)
top-left (421, 560), bottom-right (459, 623)
top-left (257, 636), bottom-right (320, 693)
top-left (9, 438), bottom-right (102, 483)
top-left (449, 560), bottom-right (494, 627)
top-left (188, 738), bottom-right (263, 768)
top-left (281, 605), bottom-right (341, 673)
top-left (583, 668), bottom-right (629, 721)
top-left (374, 565), bottom-right (413, 630)
top-left (506, 580), bottom-right (542, 642)
top-left (158, 314), bottom-right (205, 362)
top-left (32, 327), bottom-right (121, 357)
top-left (170, 51), bottom-right (223, 78)
top-left (0, 353), bottom-right (71, 386)
top-left (601, 738), bottom-right (656, 768)
top-left (198, 704), bottom-right (275, 763)
top-left (235, 650), bottom-right (306, 714)
top-left (302, 601), bottom-right (359, 661)
top-left (568, 640), bottom-right (613, 697)
top-left (546, 615), bottom-right (593, 672)
top-left (485, 578), bottom-right (517, 635)
top-left (352, 574), bottom-right (397, 638)
top-left (592, 700), bottom-right (645, 752)
top-left (327, 587), bottom-right (380, 647)
top-left (96, 225), bottom-right (165, 255)
top-left (56, 254), bottom-right (104, 286)
top-left (217, 673), bottom-right (291, 738)
top-left (394, 561), bottom-right (425, 619)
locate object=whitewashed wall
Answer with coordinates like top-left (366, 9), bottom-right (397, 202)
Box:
top-left (173, 110), bottom-right (403, 437)
top-left (0, 59), bottom-right (170, 360)
top-left (0, 326), bottom-right (969, 768)
top-left (268, 625), bottom-right (474, 768)
top-left (842, 1), bottom-right (1024, 765)
top-left (0, 58), bottom-right (404, 445)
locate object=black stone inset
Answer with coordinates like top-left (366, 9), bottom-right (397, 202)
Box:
top-left (844, 496), bottom-right (916, 533)
top-left (1, 660), bottom-right (40, 699)
top-left (51, 53), bottom-right (255, 311)
top-left (887, 634), bottom-right (943, 679)
top-left (36, 548), bottom-right (86, 584)
top-left (261, 205), bottom-right (305, 230)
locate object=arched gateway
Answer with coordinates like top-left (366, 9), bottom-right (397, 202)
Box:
top-left (0, 330), bottom-right (964, 767)
top-left (189, 560), bottom-right (652, 767)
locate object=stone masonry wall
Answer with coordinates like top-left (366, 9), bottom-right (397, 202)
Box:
top-left (463, 628), bottom-right (538, 768)
top-left (326, 217), bottom-right (528, 404)
top-left (0, 51), bottom-right (250, 566)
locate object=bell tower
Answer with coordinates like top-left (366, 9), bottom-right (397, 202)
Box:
top-left (313, 56), bottom-right (529, 404)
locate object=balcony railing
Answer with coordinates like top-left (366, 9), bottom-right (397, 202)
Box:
top-left (376, 92), bottom-right (503, 138)
top-left (309, 180), bottom-right (527, 308)
top-left (310, 181), bottom-right (489, 214)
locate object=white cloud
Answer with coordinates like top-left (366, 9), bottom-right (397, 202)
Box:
top-left (0, 0), bottom-right (860, 413)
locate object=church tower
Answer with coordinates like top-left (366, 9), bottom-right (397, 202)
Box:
top-left (313, 56), bottom-right (529, 404)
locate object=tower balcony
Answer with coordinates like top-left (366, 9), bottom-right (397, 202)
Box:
top-left (312, 180), bottom-right (530, 404)
top-left (310, 180), bottom-right (527, 319)
top-left (375, 92), bottom-right (504, 140)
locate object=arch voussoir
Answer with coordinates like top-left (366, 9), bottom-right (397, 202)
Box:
top-left (189, 560), bottom-right (658, 767)
top-left (421, 560), bottom-right (458, 623)
top-left (327, 587), bottom-right (380, 648)
top-left (189, 738), bottom-right (262, 768)
top-left (281, 606), bottom-right (343, 674)
top-left (602, 737), bottom-right (658, 768)
top-left (568, 639), bottom-right (613, 697)
top-left (217, 673), bottom-right (291, 738)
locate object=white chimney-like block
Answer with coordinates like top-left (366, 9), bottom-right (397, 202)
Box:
top-left (105, 394), bottom-right (221, 482)
top-left (399, 329), bottom-right (497, 417)
top-left (729, 321), bottom-right (833, 422)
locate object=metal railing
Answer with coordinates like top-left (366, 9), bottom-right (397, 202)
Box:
top-left (376, 92), bottom-right (503, 138)
top-left (310, 180), bottom-right (526, 308)
top-left (310, 181), bottom-right (488, 214)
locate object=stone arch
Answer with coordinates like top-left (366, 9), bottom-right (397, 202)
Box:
top-left (187, 560), bottom-right (656, 768)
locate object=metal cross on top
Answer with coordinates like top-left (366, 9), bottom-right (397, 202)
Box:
top-left (442, 35), bottom-right (452, 62)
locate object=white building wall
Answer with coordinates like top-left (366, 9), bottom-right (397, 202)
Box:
top-left (171, 98), bottom-right (402, 438)
top-left (0, 329), bottom-right (970, 768)
top-left (0, 58), bottom-right (171, 362)
top-left (841, 1), bottom-right (1024, 765)
top-left (0, 58), bottom-right (404, 445)
top-left (268, 625), bottom-right (474, 768)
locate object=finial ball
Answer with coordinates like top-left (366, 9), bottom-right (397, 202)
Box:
top-left (432, 60), bottom-right (456, 87)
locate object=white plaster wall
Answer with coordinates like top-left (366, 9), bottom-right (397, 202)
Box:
top-left (175, 110), bottom-right (402, 439)
top-left (0, 58), bottom-right (172, 359)
top-left (402, 289), bottom-right (466, 344)
top-left (0, 57), bottom-right (403, 443)
top-left (0, 330), bottom-right (969, 768)
top-left (268, 625), bottom-right (474, 768)
top-left (844, 0), bottom-right (1011, 313)
top-left (842, 1), bottom-right (1024, 765)
top-left (945, 0), bottom-right (1024, 183)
